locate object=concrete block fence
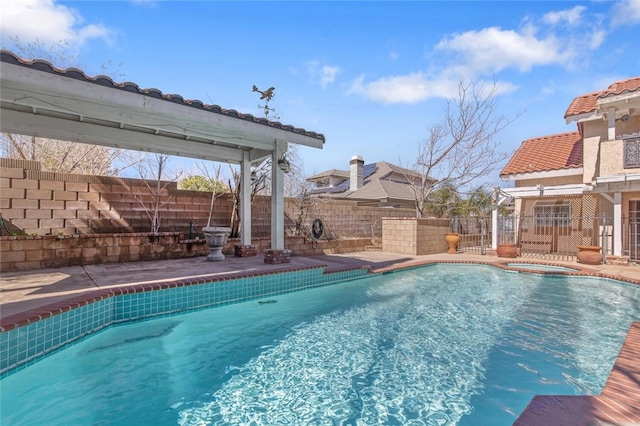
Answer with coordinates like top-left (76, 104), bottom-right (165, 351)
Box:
top-left (382, 217), bottom-right (451, 255)
top-left (0, 234), bottom-right (372, 272)
top-left (0, 158), bottom-right (427, 271)
top-left (0, 158), bottom-right (414, 240)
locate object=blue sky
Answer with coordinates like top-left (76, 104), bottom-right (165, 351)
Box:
top-left (2, 0), bottom-right (640, 187)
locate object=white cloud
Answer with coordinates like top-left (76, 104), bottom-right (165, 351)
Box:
top-left (542, 6), bottom-right (586, 26)
top-left (348, 72), bottom-right (431, 104)
top-left (306, 60), bottom-right (341, 89)
top-left (0, 0), bottom-right (112, 49)
top-left (612, 0), bottom-right (640, 25)
top-left (346, 5), bottom-right (607, 105)
top-left (436, 27), bottom-right (570, 73)
top-left (320, 65), bottom-right (341, 89)
top-left (588, 29), bottom-right (606, 50)
top-left (347, 72), bottom-right (516, 104)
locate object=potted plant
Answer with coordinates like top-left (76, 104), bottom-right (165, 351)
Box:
top-left (577, 245), bottom-right (602, 265)
top-left (445, 232), bottom-right (460, 254)
top-left (496, 243), bottom-right (518, 258)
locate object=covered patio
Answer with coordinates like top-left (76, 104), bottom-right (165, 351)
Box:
top-left (0, 50), bottom-right (325, 259)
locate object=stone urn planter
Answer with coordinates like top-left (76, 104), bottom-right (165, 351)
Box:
top-left (203, 226), bottom-right (231, 261)
top-left (577, 245), bottom-right (602, 265)
top-left (497, 243), bottom-right (518, 258)
top-left (445, 233), bottom-right (460, 254)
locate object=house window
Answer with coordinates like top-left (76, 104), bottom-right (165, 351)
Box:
top-left (534, 201), bottom-right (571, 228)
top-left (624, 137), bottom-right (640, 168)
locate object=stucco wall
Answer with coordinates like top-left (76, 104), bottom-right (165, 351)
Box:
top-left (515, 175), bottom-right (582, 188)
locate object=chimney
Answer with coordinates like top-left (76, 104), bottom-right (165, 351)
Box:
top-left (350, 155), bottom-right (364, 191)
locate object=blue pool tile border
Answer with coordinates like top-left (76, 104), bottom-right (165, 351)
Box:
top-left (0, 266), bottom-right (368, 376)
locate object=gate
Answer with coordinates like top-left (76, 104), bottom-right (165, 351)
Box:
top-left (452, 216), bottom-right (490, 255)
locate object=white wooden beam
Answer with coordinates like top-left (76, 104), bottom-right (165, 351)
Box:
top-left (1, 108), bottom-right (244, 163)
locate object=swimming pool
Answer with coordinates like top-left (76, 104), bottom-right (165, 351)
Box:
top-left (1, 264), bottom-right (639, 425)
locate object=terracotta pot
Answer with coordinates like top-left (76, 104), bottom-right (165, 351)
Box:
top-left (577, 245), bottom-right (602, 265)
top-left (445, 233), bottom-right (460, 254)
top-left (497, 243), bottom-right (518, 258)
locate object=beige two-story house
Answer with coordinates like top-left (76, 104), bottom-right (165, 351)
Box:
top-left (498, 76), bottom-right (640, 261)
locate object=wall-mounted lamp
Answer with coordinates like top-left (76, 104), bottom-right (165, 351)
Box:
top-left (250, 168), bottom-right (257, 181)
top-left (277, 154), bottom-right (291, 173)
top-left (621, 114), bottom-right (630, 122)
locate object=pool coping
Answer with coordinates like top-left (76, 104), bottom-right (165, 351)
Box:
top-left (1, 257), bottom-right (639, 425)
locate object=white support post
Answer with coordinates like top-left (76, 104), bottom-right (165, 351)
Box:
top-left (491, 202), bottom-right (498, 250)
top-left (270, 141), bottom-right (287, 250)
top-left (613, 192), bottom-right (622, 256)
top-left (608, 107), bottom-right (616, 141)
top-left (240, 152), bottom-right (252, 246)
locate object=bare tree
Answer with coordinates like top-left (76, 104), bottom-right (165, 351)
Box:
top-left (193, 162), bottom-right (227, 228)
top-left (0, 134), bottom-right (140, 176)
top-left (227, 161), bottom-right (270, 238)
top-left (135, 154), bottom-right (182, 233)
top-left (409, 78), bottom-right (517, 217)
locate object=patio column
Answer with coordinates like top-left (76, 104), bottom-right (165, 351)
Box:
top-left (270, 140), bottom-right (287, 251)
top-left (613, 192), bottom-right (622, 256)
top-left (607, 107), bottom-right (616, 141)
top-left (491, 202), bottom-right (498, 250)
top-left (240, 151), bottom-right (252, 246)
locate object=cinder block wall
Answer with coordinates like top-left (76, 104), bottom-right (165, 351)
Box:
top-left (1, 232), bottom-right (209, 271)
top-left (382, 217), bottom-right (450, 255)
top-left (0, 158), bottom-right (415, 240)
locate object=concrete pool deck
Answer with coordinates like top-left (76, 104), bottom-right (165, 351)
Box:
top-left (1, 252), bottom-right (639, 425)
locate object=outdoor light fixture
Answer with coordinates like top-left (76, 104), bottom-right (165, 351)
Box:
top-left (621, 114), bottom-right (630, 122)
top-left (277, 154), bottom-right (291, 173)
top-left (250, 168), bottom-right (257, 181)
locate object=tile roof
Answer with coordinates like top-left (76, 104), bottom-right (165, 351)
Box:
top-left (564, 76), bottom-right (640, 119)
top-left (0, 50), bottom-right (325, 143)
top-left (500, 131), bottom-right (582, 177)
top-left (311, 162), bottom-right (417, 202)
top-left (306, 169), bottom-right (350, 181)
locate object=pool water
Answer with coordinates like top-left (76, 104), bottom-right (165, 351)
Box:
top-left (2, 265), bottom-right (639, 425)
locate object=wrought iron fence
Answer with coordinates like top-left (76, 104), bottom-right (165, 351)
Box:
top-left (452, 214), bottom-right (623, 262)
top-left (623, 216), bottom-right (640, 262)
top-left (496, 214), bottom-right (612, 261)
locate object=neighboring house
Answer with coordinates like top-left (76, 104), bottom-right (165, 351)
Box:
top-left (498, 76), bottom-right (640, 261)
top-left (307, 155), bottom-right (421, 209)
